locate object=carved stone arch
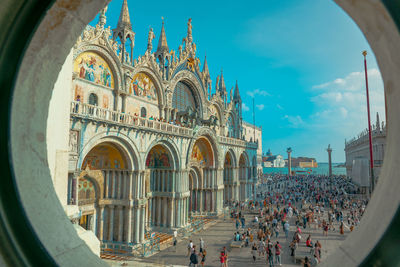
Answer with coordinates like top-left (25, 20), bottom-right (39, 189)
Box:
top-left (225, 111), bottom-right (237, 137)
top-left (186, 127), bottom-right (221, 169)
top-left (208, 103), bottom-right (223, 127)
top-left (73, 44), bottom-right (123, 92)
top-left (77, 170), bottom-right (104, 201)
top-left (239, 151), bottom-right (250, 167)
top-left (129, 65), bottom-right (165, 107)
top-left (190, 166), bottom-right (202, 189)
top-left (225, 148), bottom-right (237, 168)
top-left (144, 138), bottom-right (181, 170)
top-left (77, 131), bottom-right (140, 171)
top-left (169, 69), bottom-right (207, 117)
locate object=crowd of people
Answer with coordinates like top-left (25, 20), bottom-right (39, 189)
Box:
top-left (182, 173), bottom-right (368, 266)
top-left (231, 173), bottom-right (368, 266)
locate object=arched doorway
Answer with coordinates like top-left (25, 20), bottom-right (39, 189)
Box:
top-left (80, 142), bottom-right (132, 243)
top-left (146, 144), bottom-right (174, 228)
top-left (188, 168), bottom-right (200, 213)
top-left (78, 176), bottom-right (97, 232)
top-left (223, 151), bottom-right (237, 205)
top-left (189, 137), bottom-right (217, 215)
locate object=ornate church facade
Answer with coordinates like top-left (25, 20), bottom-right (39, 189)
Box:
top-left (66, 0), bottom-right (262, 250)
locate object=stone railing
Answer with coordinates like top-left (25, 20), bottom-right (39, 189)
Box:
top-left (78, 198), bottom-right (95, 206)
top-left (71, 101), bottom-right (193, 137)
top-left (345, 126), bottom-right (386, 148)
top-left (218, 136), bottom-right (246, 147)
top-left (71, 102), bottom-right (259, 151)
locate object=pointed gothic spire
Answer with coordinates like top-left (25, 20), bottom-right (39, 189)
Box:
top-left (113, 0), bottom-right (135, 64)
top-left (376, 112), bottom-right (381, 130)
top-left (233, 80), bottom-right (241, 102)
top-left (156, 18), bottom-right (169, 56)
top-left (98, 5), bottom-right (108, 27)
top-left (117, 0), bottom-right (132, 30)
top-left (202, 56), bottom-right (210, 77)
top-left (219, 69), bottom-right (226, 93)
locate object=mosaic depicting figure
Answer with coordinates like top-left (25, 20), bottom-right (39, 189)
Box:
top-left (130, 73), bottom-right (158, 102)
top-left (81, 144), bottom-right (125, 170)
top-left (74, 52), bottom-right (114, 88)
top-left (191, 139), bottom-right (213, 167)
top-left (146, 145), bottom-right (171, 168)
top-left (78, 177), bottom-right (95, 202)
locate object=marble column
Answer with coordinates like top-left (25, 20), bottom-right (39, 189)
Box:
top-left (98, 205), bottom-right (105, 240)
top-left (172, 171), bottom-right (176, 192)
top-left (92, 207), bottom-right (97, 234)
top-left (128, 171), bottom-right (133, 199)
top-left (123, 171), bottom-right (128, 199)
top-left (138, 171), bottom-right (142, 198)
top-left (184, 198), bottom-right (188, 225)
top-left (157, 197), bottom-right (162, 226)
top-left (199, 190), bottom-right (203, 213)
top-left (139, 207), bottom-right (145, 242)
top-left (169, 198), bottom-right (174, 227)
top-left (163, 198), bottom-right (168, 226)
top-left (118, 206), bottom-right (123, 242)
top-left (134, 207), bottom-right (140, 243)
top-left (183, 198), bottom-right (186, 225)
top-left (104, 171), bottom-right (109, 198)
top-left (117, 171), bottom-right (122, 199)
top-left (108, 205), bottom-right (114, 241)
top-left (177, 199), bottom-right (182, 227)
top-left (112, 171), bottom-right (116, 199)
top-left (151, 197), bottom-right (157, 226)
top-left (126, 206), bottom-right (132, 243)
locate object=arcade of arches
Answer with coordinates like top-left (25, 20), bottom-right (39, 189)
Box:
top-left (71, 134), bottom-right (256, 249)
top-left (64, 0), bottom-right (261, 252)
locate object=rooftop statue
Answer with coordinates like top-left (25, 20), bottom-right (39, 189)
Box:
top-left (147, 27), bottom-right (155, 52)
top-left (187, 18), bottom-right (193, 43)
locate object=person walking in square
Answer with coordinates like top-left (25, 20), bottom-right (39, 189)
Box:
top-left (200, 249), bottom-right (206, 267)
top-left (275, 241), bottom-right (282, 266)
top-left (251, 243), bottom-right (257, 262)
top-left (189, 249), bottom-right (199, 267)
top-left (187, 240), bottom-right (193, 256)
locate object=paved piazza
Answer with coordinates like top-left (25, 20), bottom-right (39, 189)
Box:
top-left (147, 204), bottom-right (351, 266)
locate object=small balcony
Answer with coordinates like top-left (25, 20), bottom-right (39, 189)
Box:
top-left (70, 101), bottom-right (193, 137)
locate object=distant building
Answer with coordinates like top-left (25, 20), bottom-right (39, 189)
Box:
top-left (290, 157), bottom-right (318, 168)
top-left (262, 149), bottom-right (285, 168)
top-left (345, 113), bottom-right (386, 193)
top-left (242, 121), bottom-right (263, 174)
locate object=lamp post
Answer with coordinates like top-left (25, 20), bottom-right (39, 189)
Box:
top-left (362, 50), bottom-right (375, 194)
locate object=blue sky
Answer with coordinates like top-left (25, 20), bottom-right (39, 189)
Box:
top-left (90, 0), bottom-right (385, 162)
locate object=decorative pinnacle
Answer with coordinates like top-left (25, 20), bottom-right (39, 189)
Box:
top-left (362, 50), bottom-right (367, 57)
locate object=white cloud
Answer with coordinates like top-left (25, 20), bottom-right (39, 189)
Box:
top-left (276, 104), bottom-right (284, 110)
top-left (256, 104), bottom-right (265, 111)
top-left (312, 68), bottom-right (381, 92)
top-left (309, 68), bottom-right (385, 137)
top-left (242, 103), bottom-right (250, 111)
top-left (283, 115), bottom-right (304, 128)
top-left (247, 89), bottom-right (270, 98)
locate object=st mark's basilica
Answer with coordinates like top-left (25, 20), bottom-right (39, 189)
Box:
top-left (52, 0), bottom-right (262, 254)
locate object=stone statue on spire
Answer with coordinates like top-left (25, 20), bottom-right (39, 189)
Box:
top-left (147, 27), bottom-right (155, 52)
top-left (98, 5), bottom-right (108, 27)
top-left (101, 5), bottom-right (108, 16)
top-left (187, 18), bottom-right (193, 43)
